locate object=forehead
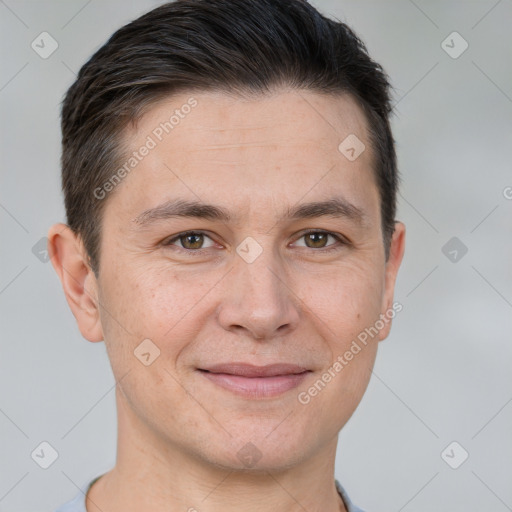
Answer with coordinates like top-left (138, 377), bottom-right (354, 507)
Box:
top-left (134, 88), bottom-right (370, 156)
top-left (108, 89), bottom-right (379, 225)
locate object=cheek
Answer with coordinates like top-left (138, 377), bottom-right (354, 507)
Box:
top-left (299, 259), bottom-right (384, 335)
top-left (296, 260), bottom-right (383, 404)
top-left (99, 263), bottom-right (216, 355)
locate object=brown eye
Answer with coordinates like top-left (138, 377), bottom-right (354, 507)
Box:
top-left (180, 233), bottom-right (204, 249)
top-left (292, 230), bottom-right (347, 252)
top-left (304, 232), bottom-right (329, 249)
top-left (164, 231), bottom-right (216, 251)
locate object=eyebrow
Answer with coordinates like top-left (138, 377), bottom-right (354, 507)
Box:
top-left (133, 197), bottom-right (367, 227)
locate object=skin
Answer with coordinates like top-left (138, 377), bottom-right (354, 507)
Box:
top-left (49, 89), bottom-right (405, 512)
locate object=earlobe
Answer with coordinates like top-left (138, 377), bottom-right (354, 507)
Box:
top-left (47, 223), bottom-right (104, 342)
top-left (378, 221), bottom-right (406, 341)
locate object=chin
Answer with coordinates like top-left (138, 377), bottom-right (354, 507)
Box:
top-left (195, 429), bottom-right (313, 473)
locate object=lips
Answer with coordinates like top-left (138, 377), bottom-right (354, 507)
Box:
top-left (199, 362), bottom-right (309, 377)
top-left (197, 363), bottom-right (311, 398)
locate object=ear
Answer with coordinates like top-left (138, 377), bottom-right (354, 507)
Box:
top-left (378, 221), bottom-right (406, 341)
top-left (47, 223), bottom-right (103, 342)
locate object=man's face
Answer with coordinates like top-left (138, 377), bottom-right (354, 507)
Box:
top-left (85, 90), bottom-right (404, 469)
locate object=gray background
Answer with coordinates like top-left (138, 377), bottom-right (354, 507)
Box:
top-left (1, 1), bottom-right (511, 510)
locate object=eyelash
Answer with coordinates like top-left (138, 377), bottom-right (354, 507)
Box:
top-left (161, 229), bottom-right (349, 255)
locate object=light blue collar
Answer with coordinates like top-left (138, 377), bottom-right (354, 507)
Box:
top-left (55, 476), bottom-right (366, 512)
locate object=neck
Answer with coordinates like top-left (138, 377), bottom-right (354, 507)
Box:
top-left (86, 388), bottom-right (346, 512)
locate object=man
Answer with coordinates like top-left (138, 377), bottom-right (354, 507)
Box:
top-left (49, 0), bottom-right (405, 510)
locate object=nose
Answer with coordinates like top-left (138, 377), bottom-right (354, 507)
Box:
top-left (216, 248), bottom-right (301, 340)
